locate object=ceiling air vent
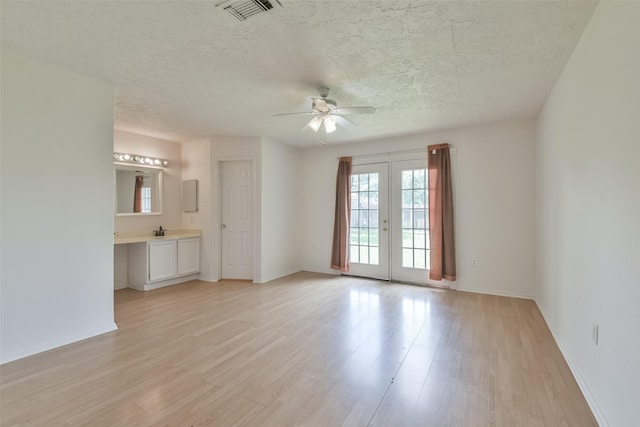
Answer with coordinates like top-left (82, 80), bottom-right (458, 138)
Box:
top-left (219, 0), bottom-right (282, 22)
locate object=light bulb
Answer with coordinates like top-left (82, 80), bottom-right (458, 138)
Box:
top-left (162, 160), bottom-right (169, 166)
top-left (123, 154), bottom-right (131, 160)
top-left (307, 116), bottom-right (322, 132)
top-left (154, 159), bottom-right (161, 165)
top-left (324, 116), bottom-right (336, 133)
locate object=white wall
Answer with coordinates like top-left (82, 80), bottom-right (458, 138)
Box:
top-left (535, 2), bottom-right (640, 426)
top-left (260, 138), bottom-right (303, 282)
top-left (181, 138), bottom-right (214, 281)
top-left (301, 118), bottom-right (536, 298)
top-left (1, 50), bottom-right (116, 363)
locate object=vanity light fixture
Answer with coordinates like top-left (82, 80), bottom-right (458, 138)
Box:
top-left (113, 152), bottom-right (169, 167)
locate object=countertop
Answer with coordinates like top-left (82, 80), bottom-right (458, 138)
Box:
top-left (114, 230), bottom-right (201, 245)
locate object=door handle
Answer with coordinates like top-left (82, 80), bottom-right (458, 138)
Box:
top-left (221, 224), bottom-right (226, 229)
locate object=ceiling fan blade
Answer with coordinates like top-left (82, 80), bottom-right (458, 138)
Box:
top-left (273, 111), bottom-right (317, 117)
top-left (333, 114), bottom-right (357, 130)
top-left (334, 106), bottom-right (376, 115)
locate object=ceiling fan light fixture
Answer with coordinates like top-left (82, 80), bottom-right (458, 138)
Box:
top-left (307, 116), bottom-right (323, 132)
top-left (324, 116), bottom-right (337, 133)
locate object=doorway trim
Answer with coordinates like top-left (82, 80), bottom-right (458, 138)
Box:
top-left (213, 156), bottom-right (260, 283)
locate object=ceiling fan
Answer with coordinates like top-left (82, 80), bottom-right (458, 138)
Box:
top-left (274, 87), bottom-right (376, 142)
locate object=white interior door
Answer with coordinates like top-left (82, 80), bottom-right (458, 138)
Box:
top-left (391, 159), bottom-right (430, 283)
top-left (347, 163), bottom-right (389, 280)
top-left (221, 161), bottom-right (253, 280)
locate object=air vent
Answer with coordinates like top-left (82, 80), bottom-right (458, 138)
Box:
top-left (221, 0), bottom-right (281, 21)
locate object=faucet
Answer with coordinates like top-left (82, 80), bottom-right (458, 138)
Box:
top-left (153, 226), bottom-right (165, 237)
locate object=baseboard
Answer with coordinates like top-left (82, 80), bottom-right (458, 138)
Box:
top-left (143, 274), bottom-right (200, 291)
top-left (196, 274), bottom-right (218, 283)
top-left (0, 322), bottom-right (118, 365)
top-left (534, 302), bottom-right (609, 427)
top-left (253, 269), bottom-right (302, 284)
top-left (454, 286), bottom-right (534, 300)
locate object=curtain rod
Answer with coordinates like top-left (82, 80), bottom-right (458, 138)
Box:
top-left (337, 148), bottom-right (428, 161)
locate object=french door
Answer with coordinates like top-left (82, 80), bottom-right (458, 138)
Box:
top-left (390, 159), bottom-right (430, 283)
top-left (348, 163), bottom-right (389, 279)
top-left (348, 159), bottom-right (430, 284)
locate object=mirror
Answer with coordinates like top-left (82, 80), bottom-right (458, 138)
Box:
top-left (182, 179), bottom-right (198, 212)
top-left (114, 164), bottom-right (163, 215)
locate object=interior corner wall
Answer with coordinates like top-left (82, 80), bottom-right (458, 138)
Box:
top-left (181, 138), bottom-right (215, 281)
top-left (1, 50), bottom-right (116, 363)
top-left (300, 118), bottom-right (536, 298)
top-left (260, 138), bottom-right (303, 282)
top-left (535, 2), bottom-right (640, 426)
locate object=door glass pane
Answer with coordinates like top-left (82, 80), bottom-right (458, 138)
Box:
top-left (402, 209), bottom-right (412, 228)
top-left (370, 228), bottom-right (379, 247)
top-left (402, 190), bottom-right (412, 208)
top-left (413, 189), bottom-right (426, 208)
top-left (358, 194), bottom-right (368, 209)
top-left (414, 249), bottom-right (426, 269)
top-left (350, 228), bottom-right (359, 245)
top-left (402, 170), bottom-right (413, 189)
top-left (359, 228), bottom-right (369, 245)
top-left (369, 191), bottom-right (379, 209)
top-left (351, 245), bottom-right (359, 263)
top-left (369, 173), bottom-right (379, 190)
top-left (350, 172), bottom-right (381, 266)
top-left (402, 229), bottom-right (413, 247)
top-left (359, 246), bottom-right (369, 264)
top-left (413, 169), bottom-right (426, 188)
top-left (370, 247), bottom-right (379, 265)
top-left (414, 229), bottom-right (426, 249)
top-left (402, 248), bottom-right (413, 268)
top-left (359, 174), bottom-right (369, 191)
top-left (351, 210), bottom-right (359, 228)
top-left (369, 210), bottom-right (379, 228)
top-left (359, 210), bottom-right (369, 228)
top-left (414, 210), bottom-right (426, 228)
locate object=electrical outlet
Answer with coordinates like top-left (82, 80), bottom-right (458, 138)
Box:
top-left (471, 257), bottom-right (478, 268)
top-left (592, 323), bottom-right (599, 345)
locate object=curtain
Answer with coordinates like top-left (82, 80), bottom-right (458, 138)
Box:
top-left (428, 144), bottom-right (456, 281)
top-left (331, 157), bottom-right (352, 272)
top-left (133, 176), bottom-right (144, 213)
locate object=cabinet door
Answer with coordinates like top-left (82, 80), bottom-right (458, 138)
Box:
top-left (178, 238), bottom-right (200, 276)
top-left (148, 240), bottom-right (177, 282)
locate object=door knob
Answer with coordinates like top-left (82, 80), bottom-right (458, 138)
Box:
top-left (221, 224), bottom-right (226, 229)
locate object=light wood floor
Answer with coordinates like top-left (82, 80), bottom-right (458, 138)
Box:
top-left (1, 272), bottom-right (596, 426)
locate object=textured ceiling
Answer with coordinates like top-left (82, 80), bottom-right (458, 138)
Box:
top-left (1, 1), bottom-right (597, 146)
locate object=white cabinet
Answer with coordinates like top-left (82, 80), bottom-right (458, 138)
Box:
top-left (178, 238), bottom-right (200, 276)
top-left (149, 240), bottom-right (178, 282)
top-left (127, 237), bottom-right (200, 291)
